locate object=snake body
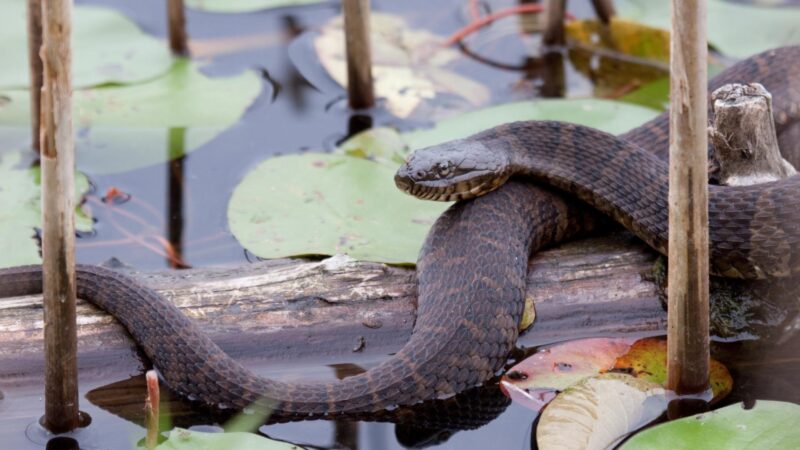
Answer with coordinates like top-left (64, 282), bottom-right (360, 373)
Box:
top-left (1, 47), bottom-right (798, 419)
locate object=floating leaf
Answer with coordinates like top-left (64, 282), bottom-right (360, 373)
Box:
top-left (618, 0), bottom-right (800, 58)
top-left (0, 60), bottom-right (262, 174)
top-left (503, 338), bottom-right (636, 393)
top-left (234, 99), bottom-right (658, 263)
top-left (185, 0), bottom-right (327, 13)
top-left (337, 127), bottom-right (408, 167)
top-left (0, 1), bottom-right (172, 89)
top-left (622, 401), bottom-right (800, 449)
top-left (313, 12), bottom-right (490, 119)
top-left (154, 428), bottom-right (298, 450)
top-left (612, 338), bottom-right (733, 403)
top-left (227, 153), bottom-right (448, 263)
top-left (0, 150), bottom-right (92, 268)
top-left (403, 99), bottom-right (660, 150)
top-left (502, 337), bottom-right (733, 411)
top-left (537, 373), bottom-right (668, 450)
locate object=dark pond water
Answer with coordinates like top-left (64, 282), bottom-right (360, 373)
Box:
top-left (1, 0), bottom-right (799, 448)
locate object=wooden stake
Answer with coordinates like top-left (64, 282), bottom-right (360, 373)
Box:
top-left (541, 0), bottom-right (566, 46)
top-left (666, 0), bottom-right (709, 396)
top-left (26, 0), bottom-right (43, 152)
top-left (167, 0), bottom-right (189, 56)
top-left (589, 0), bottom-right (616, 24)
top-left (145, 370), bottom-right (160, 449)
top-left (342, 0), bottom-right (374, 109)
top-left (40, 0), bottom-right (79, 434)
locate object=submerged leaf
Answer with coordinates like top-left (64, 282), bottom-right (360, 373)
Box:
top-left (0, 1), bottom-right (172, 89)
top-left (313, 12), bottom-right (490, 119)
top-left (0, 150), bottom-right (92, 268)
top-left (537, 373), bottom-right (668, 450)
top-left (621, 401), bottom-right (800, 449)
top-left (0, 60), bottom-right (262, 174)
top-left (565, 18), bottom-right (669, 103)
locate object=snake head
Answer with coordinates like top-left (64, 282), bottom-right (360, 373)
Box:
top-left (395, 138), bottom-right (511, 201)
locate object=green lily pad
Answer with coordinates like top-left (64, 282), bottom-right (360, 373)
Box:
top-left (0, 1), bottom-right (173, 89)
top-left (0, 149), bottom-right (92, 268)
top-left (618, 0), bottom-right (800, 58)
top-left (185, 0), bottom-right (327, 13)
top-left (403, 99), bottom-right (661, 150)
top-left (235, 99), bottom-right (659, 263)
top-left (227, 153), bottom-right (448, 264)
top-left (622, 401), bottom-right (800, 449)
top-left (0, 59), bottom-right (262, 174)
top-left (153, 428), bottom-right (297, 450)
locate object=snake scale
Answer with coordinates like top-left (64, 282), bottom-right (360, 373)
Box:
top-left (1, 47), bottom-right (798, 420)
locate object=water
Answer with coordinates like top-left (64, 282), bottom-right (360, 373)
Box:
top-left (1, 0), bottom-right (798, 448)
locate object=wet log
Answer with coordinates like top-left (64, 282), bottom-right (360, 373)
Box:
top-left (0, 233), bottom-right (669, 385)
top-left (2, 231), bottom-right (797, 394)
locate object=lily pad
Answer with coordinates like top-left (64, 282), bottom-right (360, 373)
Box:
top-left (227, 153), bottom-right (449, 264)
top-left (0, 1), bottom-right (173, 89)
top-left (402, 99), bottom-right (661, 150)
top-left (0, 60), bottom-right (262, 174)
top-left (236, 99), bottom-right (658, 264)
top-left (154, 428), bottom-right (298, 450)
top-left (185, 0), bottom-right (327, 13)
top-left (501, 337), bottom-right (733, 412)
top-left (0, 150), bottom-right (92, 268)
top-left (612, 338), bottom-right (733, 403)
top-left (618, 0), bottom-right (800, 58)
top-left (537, 373), bottom-right (668, 450)
top-left (622, 401), bottom-right (800, 449)
top-left (313, 12), bottom-right (490, 119)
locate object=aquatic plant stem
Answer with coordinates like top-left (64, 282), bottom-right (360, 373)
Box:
top-left (26, 0), bottom-right (43, 152)
top-left (145, 370), bottom-right (160, 449)
top-left (445, 4), bottom-right (575, 47)
top-left (40, 0), bottom-right (80, 433)
top-left (666, 0), bottom-right (710, 397)
top-left (167, 0), bottom-right (189, 56)
top-left (342, 0), bottom-right (374, 109)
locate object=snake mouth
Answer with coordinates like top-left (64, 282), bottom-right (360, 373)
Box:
top-left (397, 171), bottom-right (510, 202)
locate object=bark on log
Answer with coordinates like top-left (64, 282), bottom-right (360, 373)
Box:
top-left (0, 234), bottom-right (668, 385)
top-left (1, 233), bottom-right (796, 391)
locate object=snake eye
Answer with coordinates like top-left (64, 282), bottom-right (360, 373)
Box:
top-left (436, 161), bottom-right (452, 178)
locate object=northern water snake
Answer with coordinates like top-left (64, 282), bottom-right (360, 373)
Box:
top-left (0, 46), bottom-right (797, 420)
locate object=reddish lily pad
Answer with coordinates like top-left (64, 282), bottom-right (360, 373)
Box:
top-left (502, 337), bottom-right (733, 411)
top-left (500, 338), bottom-right (637, 411)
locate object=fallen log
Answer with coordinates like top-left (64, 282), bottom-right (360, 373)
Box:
top-left (1, 233), bottom-right (668, 384)
top-left (2, 229), bottom-right (795, 389)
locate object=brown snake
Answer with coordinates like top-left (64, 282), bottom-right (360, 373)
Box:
top-left (0, 47), bottom-right (798, 421)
